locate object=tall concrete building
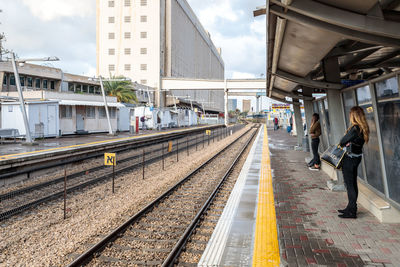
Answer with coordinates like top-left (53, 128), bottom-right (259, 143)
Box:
top-left (242, 99), bottom-right (251, 113)
top-left (97, 0), bottom-right (225, 111)
top-left (228, 99), bottom-right (237, 111)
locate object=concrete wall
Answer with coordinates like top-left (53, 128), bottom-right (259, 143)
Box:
top-left (168, 0), bottom-right (224, 112)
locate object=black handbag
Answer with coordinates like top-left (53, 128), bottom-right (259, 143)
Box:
top-left (321, 145), bottom-right (346, 169)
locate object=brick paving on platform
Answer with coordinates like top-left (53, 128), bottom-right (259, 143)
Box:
top-left (268, 128), bottom-right (400, 267)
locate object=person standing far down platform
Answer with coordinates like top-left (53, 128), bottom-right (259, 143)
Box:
top-left (273, 117), bottom-right (279, 131)
top-left (308, 113), bottom-right (321, 170)
top-left (337, 106), bottom-right (369, 219)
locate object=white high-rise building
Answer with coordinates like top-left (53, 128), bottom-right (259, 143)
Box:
top-left (97, 0), bottom-right (225, 111)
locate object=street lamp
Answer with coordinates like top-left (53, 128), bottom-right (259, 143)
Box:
top-left (88, 76), bottom-right (131, 135)
top-left (6, 52), bottom-right (59, 144)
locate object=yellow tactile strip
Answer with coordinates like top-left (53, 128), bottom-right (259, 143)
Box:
top-left (252, 125), bottom-right (280, 267)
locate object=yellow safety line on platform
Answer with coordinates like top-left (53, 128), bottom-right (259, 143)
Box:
top-left (0, 126), bottom-right (211, 161)
top-left (252, 125), bottom-right (280, 267)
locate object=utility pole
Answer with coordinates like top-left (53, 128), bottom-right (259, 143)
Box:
top-left (11, 52), bottom-right (33, 143)
top-left (99, 76), bottom-right (114, 135)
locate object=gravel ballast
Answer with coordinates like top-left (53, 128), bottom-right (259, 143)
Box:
top-left (0, 125), bottom-right (249, 267)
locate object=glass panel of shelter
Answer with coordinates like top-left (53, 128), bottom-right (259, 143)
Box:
top-left (356, 85), bottom-right (385, 194)
top-left (318, 100), bottom-right (329, 151)
top-left (342, 89), bottom-right (366, 180)
top-left (375, 76), bottom-right (400, 203)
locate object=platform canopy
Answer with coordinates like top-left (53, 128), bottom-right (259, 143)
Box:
top-left (254, 0), bottom-right (400, 103)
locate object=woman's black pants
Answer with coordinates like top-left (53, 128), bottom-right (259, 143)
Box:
top-left (342, 155), bottom-right (362, 214)
top-left (310, 138), bottom-right (320, 166)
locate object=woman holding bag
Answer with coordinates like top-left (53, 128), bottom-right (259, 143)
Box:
top-left (337, 106), bottom-right (369, 219)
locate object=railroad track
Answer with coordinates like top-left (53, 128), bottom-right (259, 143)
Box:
top-left (0, 125), bottom-right (243, 221)
top-left (66, 125), bottom-right (259, 267)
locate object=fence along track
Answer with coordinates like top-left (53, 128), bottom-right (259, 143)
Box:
top-left (66, 125), bottom-right (259, 267)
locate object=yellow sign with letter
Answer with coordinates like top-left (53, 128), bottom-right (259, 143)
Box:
top-left (205, 130), bottom-right (211, 135)
top-left (104, 153), bottom-right (116, 166)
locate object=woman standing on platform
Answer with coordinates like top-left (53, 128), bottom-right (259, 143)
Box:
top-left (338, 106), bottom-right (369, 219)
top-left (308, 113), bottom-right (321, 170)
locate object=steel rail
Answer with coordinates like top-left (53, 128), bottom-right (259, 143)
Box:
top-left (0, 125), bottom-right (228, 180)
top-left (0, 127), bottom-right (239, 221)
top-left (66, 125), bottom-right (255, 267)
top-left (0, 129), bottom-right (225, 202)
top-left (162, 125), bottom-right (259, 266)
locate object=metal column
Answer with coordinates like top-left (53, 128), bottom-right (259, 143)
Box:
top-left (99, 76), bottom-right (114, 135)
top-left (293, 99), bottom-right (304, 147)
top-left (224, 79), bottom-right (228, 127)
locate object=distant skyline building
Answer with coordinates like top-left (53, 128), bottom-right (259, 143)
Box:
top-left (228, 98), bottom-right (237, 111)
top-left (97, 0), bottom-right (225, 111)
top-left (242, 99), bottom-right (251, 113)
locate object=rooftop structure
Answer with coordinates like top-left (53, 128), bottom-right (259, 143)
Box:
top-left (97, 0), bottom-right (225, 111)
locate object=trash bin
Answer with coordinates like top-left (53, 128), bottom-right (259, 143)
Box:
top-left (302, 136), bottom-right (310, 152)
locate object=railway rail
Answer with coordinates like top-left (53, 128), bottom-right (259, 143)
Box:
top-left (0, 125), bottom-right (243, 221)
top-left (66, 124), bottom-right (259, 266)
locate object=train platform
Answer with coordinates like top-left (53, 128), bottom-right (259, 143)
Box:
top-left (0, 125), bottom-right (221, 163)
top-left (200, 125), bottom-right (400, 266)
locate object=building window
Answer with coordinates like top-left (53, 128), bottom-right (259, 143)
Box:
top-left (75, 84), bottom-right (82, 93)
top-left (86, 106), bottom-right (96, 118)
top-left (27, 77), bottom-right (33, 87)
top-left (108, 48), bottom-right (115, 55)
top-left (108, 1), bottom-right (114, 7)
top-left (110, 108), bottom-right (116, 118)
top-left (108, 17), bottom-right (115, 23)
top-left (95, 86), bottom-right (101, 94)
top-left (43, 79), bottom-right (48, 89)
top-left (140, 0), bottom-right (147, 6)
top-left (89, 86), bottom-right (95, 94)
top-left (124, 32), bottom-right (131, 39)
top-left (124, 0), bottom-right (130, 7)
top-left (82, 85), bottom-right (88, 93)
top-left (140, 48), bottom-right (147, 54)
top-left (35, 78), bottom-right (41, 89)
top-left (140, 64), bottom-right (147, 71)
top-left (99, 107), bottom-right (107, 118)
top-left (8, 105), bottom-right (13, 112)
top-left (124, 64), bottom-right (131, 71)
top-left (124, 16), bottom-right (131, 23)
top-left (68, 83), bottom-right (74, 92)
top-left (108, 32), bottom-right (115, 39)
top-left (109, 65), bottom-right (115, 72)
top-left (140, 15), bottom-right (147, 22)
top-left (60, 106), bottom-right (72, 118)
top-left (140, 79), bottom-right (147, 85)
top-left (3, 74), bottom-right (7, 85)
top-left (10, 74), bottom-right (16, 86)
top-left (124, 48), bottom-right (131, 55)
top-left (140, 32), bottom-right (147, 38)
top-left (50, 80), bottom-right (55, 90)
top-left (20, 76), bottom-right (25, 87)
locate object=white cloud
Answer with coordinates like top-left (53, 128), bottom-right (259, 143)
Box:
top-left (21, 0), bottom-right (95, 21)
top-left (195, 0), bottom-right (240, 29)
top-left (231, 71), bottom-right (256, 79)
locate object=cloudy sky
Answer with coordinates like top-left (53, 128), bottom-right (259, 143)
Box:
top-left (0, 0), bottom-right (267, 110)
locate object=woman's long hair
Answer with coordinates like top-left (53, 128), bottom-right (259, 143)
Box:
top-left (349, 106), bottom-right (370, 143)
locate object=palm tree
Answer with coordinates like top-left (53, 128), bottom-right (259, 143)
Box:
top-left (103, 75), bottom-right (138, 103)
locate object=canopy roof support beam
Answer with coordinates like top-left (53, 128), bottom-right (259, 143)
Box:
top-left (274, 69), bottom-right (343, 89)
top-left (269, 5), bottom-right (400, 47)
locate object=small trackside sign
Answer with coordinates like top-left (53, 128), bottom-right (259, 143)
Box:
top-left (104, 153), bottom-right (116, 166)
top-left (205, 130), bottom-right (211, 135)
